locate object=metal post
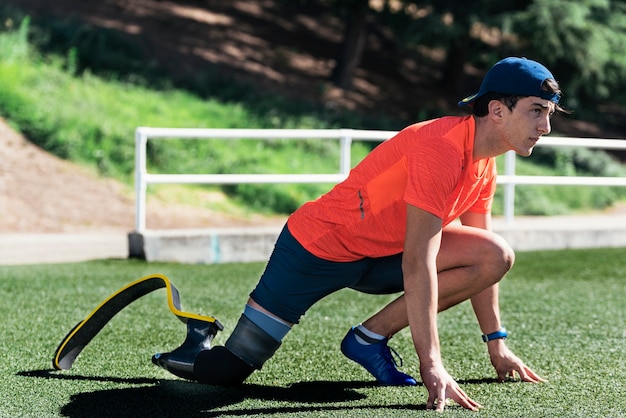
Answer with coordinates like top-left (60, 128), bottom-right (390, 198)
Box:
top-left (339, 132), bottom-right (353, 177)
top-left (134, 129), bottom-right (148, 232)
top-left (504, 150), bottom-right (516, 224)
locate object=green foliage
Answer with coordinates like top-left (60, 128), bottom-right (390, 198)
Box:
top-left (0, 57), bottom-right (262, 177)
top-left (492, 147), bottom-right (626, 216)
top-left (20, 12), bottom-right (396, 131)
top-left (509, 0), bottom-right (626, 109)
top-left (0, 16), bottom-right (387, 212)
top-left (532, 145), bottom-right (626, 177)
top-left (0, 248), bottom-right (625, 416)
top-left (358, 0), bottom-right (626, 125)
top-left (36, 19), bottom-right (151, 78)
top-left (0, 14), bottom-right (30, 61)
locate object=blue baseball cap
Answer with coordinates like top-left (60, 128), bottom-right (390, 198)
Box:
top-left (458, 57), bottom-right (560, 106)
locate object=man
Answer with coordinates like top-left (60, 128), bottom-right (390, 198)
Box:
top-left (154, 57), bottom-right (564, 412)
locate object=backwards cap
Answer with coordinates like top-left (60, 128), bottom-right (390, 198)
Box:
top-left (458, 57), bottom-right (560, 106)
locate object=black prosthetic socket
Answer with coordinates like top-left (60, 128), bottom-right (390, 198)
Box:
top-left (193, 346), bottom-right (254, 386)
top-left (225, 314), bottom-right (282, 369)
top-left (193, 314), bottom-right (282, 385)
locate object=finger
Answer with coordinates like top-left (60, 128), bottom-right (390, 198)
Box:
top-left (519, 366), bottom-right (545, 383)
top-left (450, 389), bottom-right (481, 412)
top-left (466, 397), bottom-right (483, 411)
top-left (460, 388), bottom-right (483, 409)
top-left (456, 386), bottom-right (479, 407)
top-left (457, 386), bottom-right (469, 398)
top-left (527, 366), bottom-right (546, 382)
top-left (454, 396), bottom-right (482, 411)
top-left (517, 366), bottom-right (532, 382)
top-left (498, 371), bottom-right (507, 383)
top-left (426, 390), bottom-right (436, 410)
top-left (436, 387), bottom-right (446, 412)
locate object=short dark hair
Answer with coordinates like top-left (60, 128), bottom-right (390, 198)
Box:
top-left (472, 78), bottom-right (567, 117)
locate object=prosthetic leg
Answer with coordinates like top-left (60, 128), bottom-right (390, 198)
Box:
top-left (54, 273), bottom-right (281, 386)
top-left (52, 274), bottom-right (223, 371)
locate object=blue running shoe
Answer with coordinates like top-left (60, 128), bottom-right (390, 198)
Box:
top-left (341, 327), bottom-right (417, 386)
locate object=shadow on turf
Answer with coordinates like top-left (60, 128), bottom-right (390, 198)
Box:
top-left (20, 369), bottom-right (502, 386)
top-left (18, 369), bottom-right (159, 385)
top-left (19, 370), bottom-right (430, 417)
top-left (19, 370), bottom-right (504, 416)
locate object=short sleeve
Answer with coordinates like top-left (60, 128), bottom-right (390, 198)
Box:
top-left (404, 138), bottom-right (463, 218)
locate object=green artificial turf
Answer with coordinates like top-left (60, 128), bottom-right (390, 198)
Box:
top-left (0, 248), bottom-right (624, 417)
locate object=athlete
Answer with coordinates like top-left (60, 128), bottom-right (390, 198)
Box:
top-left (154, 57), bottom-right (565, 412)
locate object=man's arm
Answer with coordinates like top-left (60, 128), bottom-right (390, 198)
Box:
top-left (404, 204), bottom-right (481, 412)
top-left (460, 211), bottom-right (545, 383)
top-left (459, 212), bottom-right (504, 337)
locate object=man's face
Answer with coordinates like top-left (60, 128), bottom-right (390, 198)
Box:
top-left (502, 96), bottom-right (555, 157)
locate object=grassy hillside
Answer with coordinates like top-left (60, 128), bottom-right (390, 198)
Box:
top-left (1, 16), bottom-right (625, 216)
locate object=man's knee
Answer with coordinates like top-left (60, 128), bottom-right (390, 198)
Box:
top-left (440, 226), bottom-right (515, 278)
top-left (485, 233), bottom-right (515, 282)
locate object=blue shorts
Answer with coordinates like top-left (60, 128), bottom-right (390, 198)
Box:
top-left (250, 225), bottom-right (403, 324)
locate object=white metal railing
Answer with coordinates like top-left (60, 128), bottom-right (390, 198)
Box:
top-left (134, 127), bottom-right (626, 232)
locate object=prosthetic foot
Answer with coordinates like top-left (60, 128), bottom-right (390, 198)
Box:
top-left (152, 318), bottom-right (223, 380)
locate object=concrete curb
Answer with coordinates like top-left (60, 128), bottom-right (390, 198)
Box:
top-left (493, 215), bottom-right (626, 251)
top-left (2, 214), bottom-right (626, 265)
top-left (128, 214), bottom-right (626, 264)
top-left (128, 227), bottom-right (282, 264)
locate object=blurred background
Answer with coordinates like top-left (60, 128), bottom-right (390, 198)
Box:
top-left (1, 0), bottom-right (626, 230)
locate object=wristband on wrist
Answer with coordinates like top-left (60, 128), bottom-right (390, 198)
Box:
top-left (482, 327), bottom-right (508, 342)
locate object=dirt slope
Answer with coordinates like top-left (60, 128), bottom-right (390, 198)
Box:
top-left (0, 119), bottom-right (133, 232)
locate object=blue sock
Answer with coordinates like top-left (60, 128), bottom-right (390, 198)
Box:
top-left (243, 304), bottom-right (291, 342)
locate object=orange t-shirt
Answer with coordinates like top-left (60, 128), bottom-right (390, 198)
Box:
top-left (287, 116), bottom-right (497, 261)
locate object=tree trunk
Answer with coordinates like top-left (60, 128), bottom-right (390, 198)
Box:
top-left (441, 34), bottom-right (469, 95)
top-left (330, 3), bottom-right (369, 89)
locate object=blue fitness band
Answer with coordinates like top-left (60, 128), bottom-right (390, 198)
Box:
top-left (482, 327), bottom-right (508, 342)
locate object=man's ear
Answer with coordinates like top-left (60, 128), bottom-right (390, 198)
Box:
top-left (488, 99), bottom-right (506, 123)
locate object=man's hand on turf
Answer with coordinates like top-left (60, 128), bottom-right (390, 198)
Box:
top-left (420, 362), bottom-right (482, 412)
top-left (487, 339), bottom-right (545, 383)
